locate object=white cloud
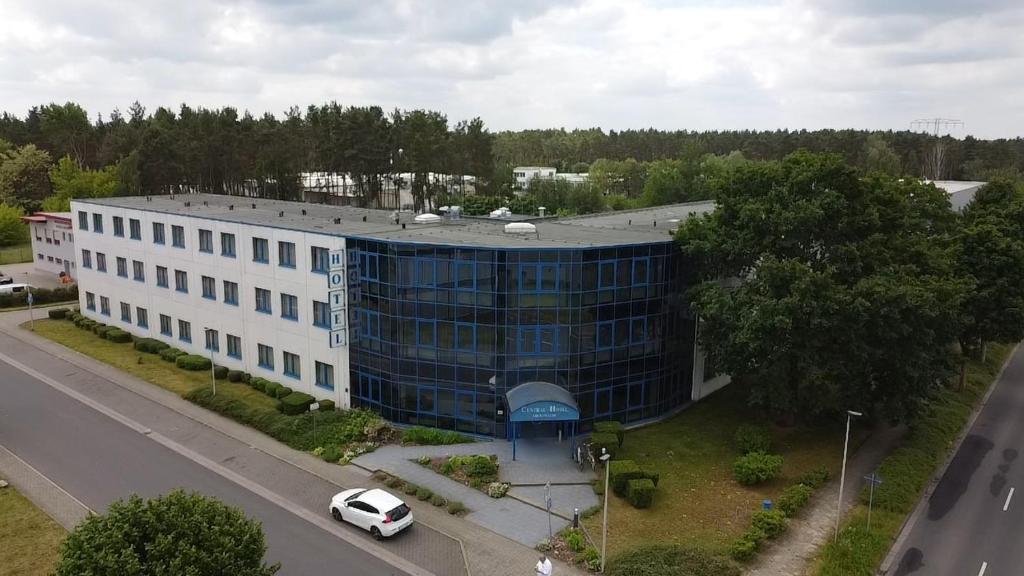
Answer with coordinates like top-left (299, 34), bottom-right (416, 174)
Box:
top-left (0, 0), bottom-right (1022, 137)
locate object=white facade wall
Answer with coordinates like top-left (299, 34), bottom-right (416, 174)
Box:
top-left (70, 201), bottom-right (352, 406)
top-left (28, 217), bottom-right (77, 278)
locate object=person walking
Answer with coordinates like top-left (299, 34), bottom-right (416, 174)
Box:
top-left (535, 554), bottom-right (553, 576)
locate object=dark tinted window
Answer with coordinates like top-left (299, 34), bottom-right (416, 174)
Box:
top-left (388, 504), bottom-right (411, 521)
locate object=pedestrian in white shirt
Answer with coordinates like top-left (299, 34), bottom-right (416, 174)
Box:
top-left (535, 554), bottom-right (553, 575)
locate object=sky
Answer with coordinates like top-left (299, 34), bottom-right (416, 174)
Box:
top-left (2, 0), bottom-right (1023, 138)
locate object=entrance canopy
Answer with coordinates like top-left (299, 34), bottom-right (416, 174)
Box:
top-left (506, 382), bottom-right (580, 423)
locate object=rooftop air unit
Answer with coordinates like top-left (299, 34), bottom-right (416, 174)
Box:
top-left (504, 222), bottom-right (537, 235)
top-left (413, 213), bottom-right (442, 224)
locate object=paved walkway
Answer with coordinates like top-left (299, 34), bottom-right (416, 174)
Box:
top-left (0, 310), bottom-right (588, 576)
top-left (0, 444), bottom-right (92, 530)
top-left (745, 424), bottom-right (907, 576)
top-left (0, 262), bottom-right (67, 289)
top-left (353, 438), bottom-right (599, 547)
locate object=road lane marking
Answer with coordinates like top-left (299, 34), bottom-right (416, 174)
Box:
top-left (1005, 487), bottom-right (1015, 511)
top-left (979, 561), bottom-right (988, 576)
top-left (0, 351), bottom-right (435, 576)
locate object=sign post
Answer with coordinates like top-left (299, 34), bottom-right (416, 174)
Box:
top-left (863, 472), bottom-right (883, 530)
top-left (26, 290), bottom-right (34, 331)
top-left (310, 402), bottom-right (320, 446)
top-left (545, 481), bottom-right (553, 540)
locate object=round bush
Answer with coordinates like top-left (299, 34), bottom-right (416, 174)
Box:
top-left (175, 354), bottom-right (213, 371)
top-left (47, 308), bottom-right (70, 319)
top-left (274, 386), bottom-right (293, 399)
top-left (106, 329), bottom-right (133, 343)
top-left (429, 493), bottom-right (446, 507)
top-left (318, 399), bottom-right (335, 412)
top-left (734, 424), bottom-right (772, 455)
top-left (134, 338), bottom-right (170, 354)
top-left (415, 487), bottom-right (432, 501)
top-left (213, 365), bottom-right (229, 380)
top-left (159, 347), bottom-right (186, 362)
top-left (733, 452), bottom-right (784, 486)
top-left (226, 370), bottom-right (244, 382)
top-left (403, 483), bottom-right (419, 496)
top-left (730, 533), bottom-right (760, 562)
top-left (446, 500), bottom-right (468, 515)
top-left (777, 483), bottom-right (814, 517)
top-left (750, 509), bottom-right (787, 539)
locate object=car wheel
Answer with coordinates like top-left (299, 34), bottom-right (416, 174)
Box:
top-left (371, 526), bottom-right (383, 540)
top-left (331, 508), bottom-right (343, 522)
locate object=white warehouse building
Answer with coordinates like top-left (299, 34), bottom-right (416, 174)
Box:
top-left (71, 197), bottom-right (354, 406)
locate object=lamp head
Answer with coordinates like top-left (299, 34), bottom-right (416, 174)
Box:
top-left (600, 453), bottom-right (611, 462)
top-left (848, 410), bottom-right (863, 417)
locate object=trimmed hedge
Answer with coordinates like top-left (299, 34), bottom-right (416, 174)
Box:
top-left (608, 544), bottom-right (740, 576)
top-left (227, 370), bottom-right (244, 382)
top-left (799, 466), bottom-right (831, 489)
top-left (734, 424), bottom-right (772, 454)
top-left (609, 460), bottom-right (643, 496)
top-left (240, 372), bottom-right (251, 384)
top-left (213, 365), bottom-right (229, 380)
top-left (590, 432), bottom-right (619, 460)
top-left (280, 391), bottom-right (316, 415)
top-left (0, 284), bottom-right (78, 309)
top-left (47, 307), bottom-right (70, 319)
top-left (274, 386), bottom-right (293, 399)
top-left (639, 466), bottom-right (660, 487)
top-left (625, 478), bottom-right (656, 508)
top-left (263, 381), bottom-right (282, 398)
top-left (318, 399), bottom-right (335, 412)
top-left (777, 483), bottom-right (814, 517)
top-left (733, 452), bottom-right (784, 486)
top-left (401, 426), bottom-right (473, 445)
top-left (106, 328), bottom-right (132, 343)
top-left (159, 348), bottom-right (187, 362)
top-left (134, 338), bottom-right (170, 354)
top-left (594, 420), bottom-right (625, 447)
top-left (250, 377), bottom-right (268, 393)
top-left (93, 324), bottom-right (111, 337)
top-left (175, 354), bottom-right (212, 371)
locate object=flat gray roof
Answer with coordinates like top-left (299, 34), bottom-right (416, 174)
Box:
top-left (74, 194), bottom-right (715, 249)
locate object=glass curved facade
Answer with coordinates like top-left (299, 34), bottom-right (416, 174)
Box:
top-left (347, 238), bottom-right (695, 437)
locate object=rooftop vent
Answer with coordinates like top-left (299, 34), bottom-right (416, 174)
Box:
top-left (184, 201), bottom-right (191, 207)
top-left (203, 201), bottom-right (208, 206)
top-left (301, 209), bottom-right (307, 216)
top-left (489, 207), bottom-right (512, 219)
top-left (538, 206), bottom-right (546, 217)
top-left (504, 222), bottom-right (537, 235)
top-left (333, 218), bottom-right (341, 224)
top-left (252, 203), bottom-right (256, 209)
top-left (279, 211), bottom-right (284, 217)
top-left (229, 205), bottom-right (234, 210)
top-left (362, 215), bottom-right (367, 222)
top-left (413, 213), bottom-right (442, 224)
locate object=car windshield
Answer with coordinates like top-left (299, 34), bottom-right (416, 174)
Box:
top-left (388, 504), bottom-right (410, 521)
top-left (345, 490), bottom-right (368, 502)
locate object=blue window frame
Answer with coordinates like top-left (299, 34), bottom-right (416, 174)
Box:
top-left (258, 344), bottom-right (274, 370)
top-left (159, 314), bottom-right (172, 336)
top-left (152, 222), bottom-right (165, 244)
top-left (171, 225), bottom-right (185, 248)
top-left (417, 385), bottom-right (436, 413)
top-left (202, 276), bottom-right (216, 300)
top-left (220, 233), bottom-right (236, 258)
top-left (416, 258), bottom-right (435, 286)
top-left (455, 323), bottom-right (475, 351)
top-left (205, 328), bottom-right (219, 352)
top-left (596, 320), bottom-right (614, 350)
top-left (595, 387), bottom-right (613, 417)
top-left (174, 270), bottom-right (188, 293)
top-left (456, 390), bottom-right (476, 423)
top-left (631, 317), bottom-right (647, 344)
top-left (129, 218), bottom-right (141, 240)
top-left (255, 288), bottom-right (271, 314)
top-left (77, 211), bottom-right (88, 231)
top-left (632, 257), bottom-right (649, 285)
top-left (315, 361), bottom-right (334, 391)
top-left (120, 302), bottom-right (131, 323)
top-left (283, 351), bottom-right (300, 379)
top-left (96, 253), bottom-right (106, 272)
top-left (198, 229), bottom-right (213, 253)
top-left (599, 260), bottom-right (616, 289)
top-left (100, 296), bottom-right (110, 316)
top-left (136, 307), bottom-right (148, 328)
top-left (156, 266), bottom-right (168, 288)
top-left (356, 373), bottom-right (382, 404)
top-left (313, 300), bottom-right (330, 329)
top-left (280, 293), bottom-right (298, 321)
top-left (278, 241), bottom-right (296, 268)
top-left (223, 281), bottom-right (238, 306)
top-left (116, 257), bottom-right (127, 278)
top-left (311, 246), bottom-right (329, 274)
top-left (178, 320), bottom-right (191, 343)
top-left (360, 252), bottom-right (379, 281)
top-left (455, 261), bottom-right (475, 290)
top-left (416, 319), bottom-right (435, 346)
top-left (360, 310), bottom-right (380, 340)
top-left (132, 260), bottom-right (145, 282)
top-left (81, 249), bottom-right (92, 269)
top-left (113, 216), bottom-right (124, 237)
top-left (519, 326), bottom-right (557, 354)
top-left (252, 237), bottom-right (269, 263)
top-left (85, 292), bottom-right (95, 311)
top-left (226, 334), bottom-right (241, 359)
top-left (518, 263), bottom-right (559, 292)
top-left (92, 213), bottom-right (103, 233)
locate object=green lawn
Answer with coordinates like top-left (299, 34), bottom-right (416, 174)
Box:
top-left (583, 381), bottom-right (854, 558)
top-left (0, 243), bottom-right (32, 265)
top-left (0, 485), bottom-right (66, 576)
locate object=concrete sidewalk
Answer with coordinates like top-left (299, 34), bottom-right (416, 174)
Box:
top-left (0, 310), bottom-right (588, 576)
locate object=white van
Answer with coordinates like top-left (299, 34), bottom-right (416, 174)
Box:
top-left (0, 283), bottom-right (34, 294)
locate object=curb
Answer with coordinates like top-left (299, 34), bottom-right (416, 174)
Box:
top-left (877, 343), bottom-right (1019, 575)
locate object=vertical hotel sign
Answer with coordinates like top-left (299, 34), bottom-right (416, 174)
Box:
top-left (328, 248), bottom-right (361, 348)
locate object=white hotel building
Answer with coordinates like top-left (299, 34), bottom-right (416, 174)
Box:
top-left (71, 196), bottom-right (356, 406)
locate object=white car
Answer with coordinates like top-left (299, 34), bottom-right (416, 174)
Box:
top-left (329, 488), bottom-right (413, 539)
top-left (0, 283), bottom-right (33, 294)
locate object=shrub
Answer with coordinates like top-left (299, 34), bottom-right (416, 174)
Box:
top-left (607, 544), bottom-right (741, 576)
top-left (777, 483), bottom-right (814, 517)
top-left (274, 386), bottom-right (293, 400)
top-left (403, 483), bottom-right (419, 496)
top-left (429, 493), bottom-right (447, 507)
top-left (240, 372), bottom-right (251, 384)
top-left (639, 466), bottom-right (660, 487)
top-left (594, 421), bottom-right (625, 447)
top-left (106, 329), bottom-right (132, 343)
top-left (385, 476), bottom-right (405, 489)
top-left (729, 531), bottom-right (762, 562)
top-left (732, 452), bottom-right (784, 486)
top-left (250, 378), bottom-right (267, 393)
top-left (750, 509), bottom-right (787, 539)
top-left (175, 354), bottom-right (213, 371)
top-left (226, 370), bottom-right (244, 382)
top-left (263, 381), bottom-right (281, 398)
top-left (159, 348), bottom-right (186, 362)
top-left (592, 479), bottom-right (605, 495)
top-left (590, 432), bottom-right (619, 460)
top-left (134, 338), bottom-right (169, 354)
top-left (47, 307), bottom-right (70, 319)
top-left (798, 465), bottom-right (831, 489)
top-left (446, 500), bottom-right (468, 516)
top-left (318, 399), bottom-right (335, 412)
top-left (564, 529), bottom-right (585, 552)
top-left (320, 445), bottom-right (342, 463)
top-left (213, 365), bottom-right (229, 380)
top-left (536, 539), bottom-right (552, 553)
top-left (401, 427), bottom-right (473, 445)
top-left (415, 487), bottom-right (432, 501)
top-left (608, 460), bottom-right (643, 496)
top-left (580, 546), bottom-right (601, 571)
top-left (94, 324), bottom-right (111, 338)
top-left (734, 424), bottom-right (772, 454)
top-left (625, 478), bottom-right (656, 508)
top-left (487, 482), bottom-right (510, 498)
top-left (280, 392), bottom-right (316, 415)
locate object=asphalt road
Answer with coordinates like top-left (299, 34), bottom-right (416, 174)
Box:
top-left (0, 358), bottom-right (411, 576)
top-left (891, 346), bottom-right (1024, 576)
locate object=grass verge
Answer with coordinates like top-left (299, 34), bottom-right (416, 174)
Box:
top-left (810, 343), bottom-right (1013, 576)
top-left (0, 243), bottom-right (32, 265)
top-left (0, 485), bottom-right (66, 576)
top-left (582, 381), bottom-right (858, 558)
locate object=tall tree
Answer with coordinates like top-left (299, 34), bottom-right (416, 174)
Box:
top-left (38, 102), bottom-right (93, 166)
top-left (0, 143), bottom-right (52, 208)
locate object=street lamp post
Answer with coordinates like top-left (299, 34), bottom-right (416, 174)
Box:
top-left (835, 410), bottom-right (862, 542)
top-left (600, 449), bottom-right (612, 573)
top-left (204, 328), bottom-right (216, 396)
